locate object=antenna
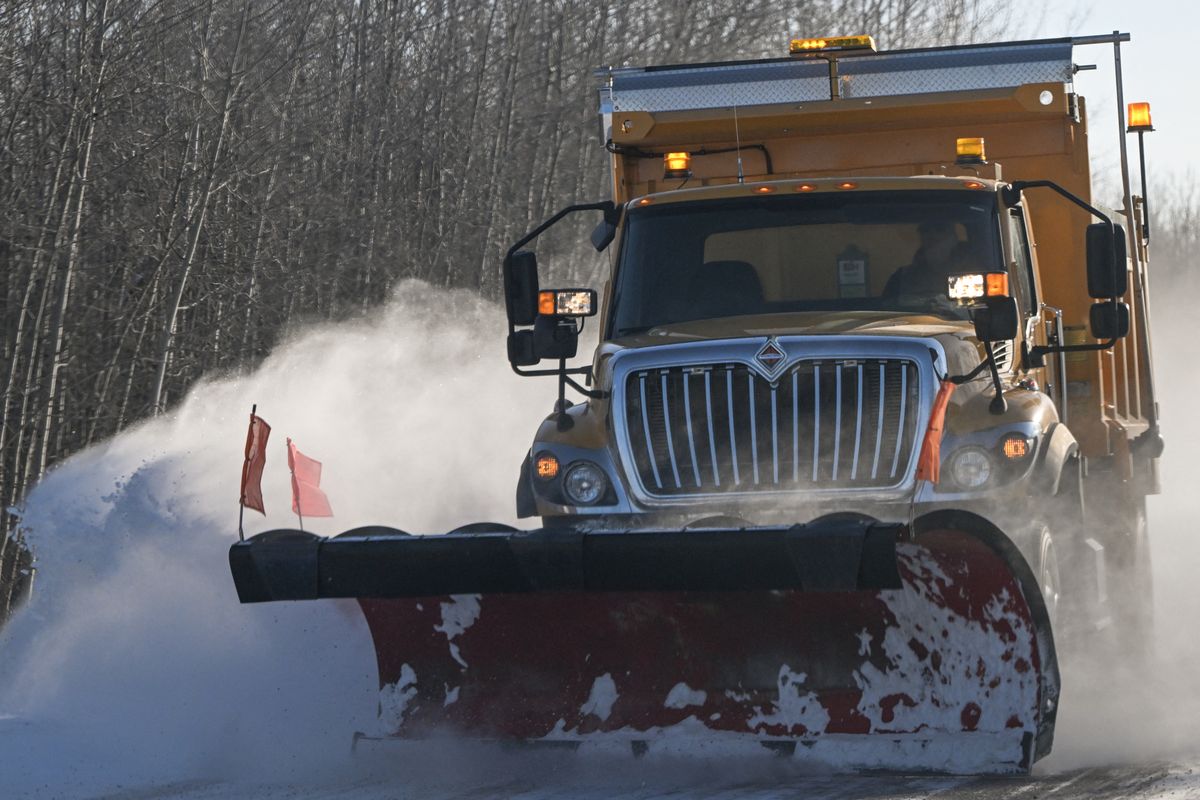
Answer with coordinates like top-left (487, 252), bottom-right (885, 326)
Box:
top-left (733, 104), bottom-right (744, 184)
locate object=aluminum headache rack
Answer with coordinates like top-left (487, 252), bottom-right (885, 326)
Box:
top-left (596, 34), bottom-right (1130, 120)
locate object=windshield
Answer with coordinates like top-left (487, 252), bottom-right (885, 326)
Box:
top-left (609, 190), bottom-right (1001, 338)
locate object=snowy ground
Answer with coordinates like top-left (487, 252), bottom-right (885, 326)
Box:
top-left (3, 282), bottom-right (1200, 798)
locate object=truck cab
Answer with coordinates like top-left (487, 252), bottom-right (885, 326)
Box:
top-left (504, 34), bottom-right (1158, 635)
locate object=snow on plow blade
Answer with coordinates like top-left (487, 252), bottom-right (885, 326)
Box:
top-left (229, 511), bottom-right (1058, 773)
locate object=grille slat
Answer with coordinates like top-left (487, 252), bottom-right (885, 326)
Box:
top-left (682, 373), bottom-right (702, 488)
top-left (624, 358), bottom-right (920, 497)
top-left (660, 373), bottom-right (682, 489)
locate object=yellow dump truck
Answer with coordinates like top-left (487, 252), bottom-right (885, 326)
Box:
top-left (231, 33), bottom-right (1159, 773)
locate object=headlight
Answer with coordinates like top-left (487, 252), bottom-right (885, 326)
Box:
top-left (563, 461), bottom-right (608, 506)
top-left (948, 447), bottom-right (993, 489)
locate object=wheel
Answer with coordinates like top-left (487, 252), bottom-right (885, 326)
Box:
top-left (1027, 456), bottom-right (1093, 650)
top-left (1031, 522), bottom-right (1062, 631)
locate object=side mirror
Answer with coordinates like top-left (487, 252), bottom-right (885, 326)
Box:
top-left (973, 296), bottom-right (1018, 342)
top-left (1090, 300), bottom-right (1130, 340)
top-left (504, 250), bottom-right (539, 326)
top-left (532, 315), bottom-right (578, 360)
top-left (1085, 222), bottom-right (1128, 298)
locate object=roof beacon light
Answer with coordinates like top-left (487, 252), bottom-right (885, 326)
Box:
top-left (663, 152), bottom-right (692, 180)
top-left (956, 137), bottom-right (987, 165)
top-left (789, 35), bottom-right (877, 55)
top-left (948, 272), bottom-right (1009, 301)
top-left (1127, 102), bottom-right (1154, 133)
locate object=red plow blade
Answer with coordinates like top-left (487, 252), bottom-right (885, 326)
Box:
top-left (230, 510), bottom-right (1058, 773)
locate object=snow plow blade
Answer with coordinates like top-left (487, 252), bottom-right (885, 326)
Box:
top-left (229, 510), bottom-right (1058, 773)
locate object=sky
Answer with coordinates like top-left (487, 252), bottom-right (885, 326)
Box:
top-left (1039, 0), bottom-right (1199, 199)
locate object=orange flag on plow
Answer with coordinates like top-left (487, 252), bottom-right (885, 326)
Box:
top-left (240, 409), bottom-right (271, 515)
top-left (287, 438), bottom-right (334, 519)
top-left (915, 379), bottom-right (956, 484)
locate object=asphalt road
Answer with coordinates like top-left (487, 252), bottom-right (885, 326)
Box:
top-left (76, 760), bottom-right (1200, 800)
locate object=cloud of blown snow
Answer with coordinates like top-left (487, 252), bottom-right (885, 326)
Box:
top-left (1041, 262), bottom-right (1200, 770)
top-left (0, 281), bottom-right (552, 794)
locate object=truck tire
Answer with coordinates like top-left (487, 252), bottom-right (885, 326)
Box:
top-left (1039, 456), bottom-right (1095, 651)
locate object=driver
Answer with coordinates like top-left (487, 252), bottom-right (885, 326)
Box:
top-left (883, 219), bottom-right (960, 298)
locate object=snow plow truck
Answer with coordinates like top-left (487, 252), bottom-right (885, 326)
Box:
top-left (230, 33), bottom-right (1162, 774)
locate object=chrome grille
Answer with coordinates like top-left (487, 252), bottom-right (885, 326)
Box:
top-left (622, 359), bottom-right (921, 496)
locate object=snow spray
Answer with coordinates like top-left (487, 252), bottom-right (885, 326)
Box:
top-left (0, 282), bottom-right (549, 793)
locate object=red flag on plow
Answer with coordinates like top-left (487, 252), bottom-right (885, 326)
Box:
top-left (239, 410), bottom-right (271, 515)
top-left (287, 438), bottom-right (333, 518)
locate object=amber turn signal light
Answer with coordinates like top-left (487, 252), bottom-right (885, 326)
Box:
top-left (535, 453), bottom-right (559, 479)
top-left (1001, 435), bottom-right (1031, 460)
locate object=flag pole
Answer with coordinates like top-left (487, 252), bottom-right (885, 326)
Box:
top-left (287, 437), bottom-right (305, 533)
top-left (238, 404), bottom-right (257, 542)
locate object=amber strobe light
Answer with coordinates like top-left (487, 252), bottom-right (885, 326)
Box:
top-left (956, 137), bottom-right (987, 165)
top-left (535, 453), bottom-right (559, 479)
top-left (1127, 102), bottom-right (1154, 132)
top-left (788, 35), bottom-right (877, 54)
top-left (663, 151), bottom-right (692, 180)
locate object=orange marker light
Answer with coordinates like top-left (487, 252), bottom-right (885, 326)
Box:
top-left (755, 186), bottom-right (774, 194)
top-left (1002, 436), bottom-right (1030, 460)
top-left (538, 291), bottom-right (556, 316)
top-left (986, 273), bottom-right (1009, 297)
top-left (535, 453), bottom-right (559, 479)
top-left (795, 183), bottom-right (817, 192)
top-left (962, 180), bottom-right (985, 190)
top-left (1127, 102), bottom-right (1153, 132)
top-left (837, 181), bottom-right (857, 190)
top-left (638, 198), bottom-right (652, 206)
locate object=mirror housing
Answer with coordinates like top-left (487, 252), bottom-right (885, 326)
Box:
top-left (1090, 300), bottom-right (1130, 340)
top-left (504, 250), bottom-right (539, 326)
top-left (1086, 222), bottom-right (1128, 299)
top-left (973, 296), bottom-right (1019, 342)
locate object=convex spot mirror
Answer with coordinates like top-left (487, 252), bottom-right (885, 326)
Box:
top-left (590, 202), bottom-right (621, 252)
top-left (1090, 300), bottom-right (1130, 340)
top-left (504, 250), bottom-right (539, 326)
top-left (1085, 222), bottom-right (1128, 299)
top-left (973, 296), bottom-right (1019, 342)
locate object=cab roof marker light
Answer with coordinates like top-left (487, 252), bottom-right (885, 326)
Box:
top-left (795, 183), bottom-right (818, 192)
